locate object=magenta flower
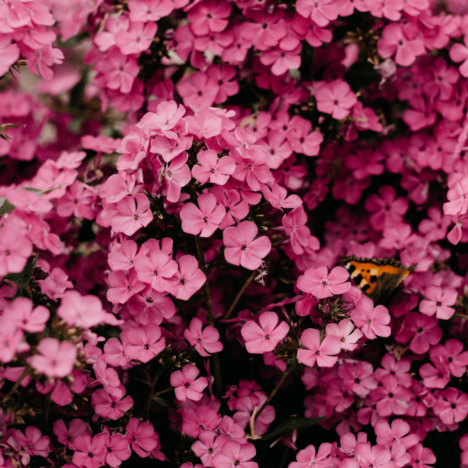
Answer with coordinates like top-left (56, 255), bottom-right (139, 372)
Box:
top-left (180, 193), bottom-right (226, 238)
top-left (290, 443), bottom-right (332, 468)
top-left (375, 419), bottom-right (419, 449)
top-left (351, 296), bottom-right (391, 340)
top-left (72, 434), bottom-right (106, 468)
top-left (182, 405), bottom-right (222, 439)
top-left (295, 0), bottom-right (339, 27)
top-left (112, 194), bottom-right (153, 236)
top-left (107, 269), bottom-right (145, 304)
top-left (170, 364), bottom-right (208, 402)
top-left (430, 339), bottom-right (468, 378)
top-left (115, 21), bottom-right (157, 55)
top-left (261, 183), bottom-right (302, 211)
top-left (94, 430), bottom-right (131, 468)
top-left (297, 266), bottom-right (351, 299)
top-left (241, 312), bottom-right (289, 354)
top-left (260, 45), bottom-right (302, 76)
top-left (433, 388), bottom-right (468, 424)
top-left (298, 328), bottom-right (341, 368)
top-left (354, 443), bottom-right (391, 468)
top-left (187, 0), bottom-right (231, 35)
top-left (29, 338), bottom-right (76, 378)
top-left (408, 444), bottom-right (436, 468)
top-left (211, 440), bottom-right (257, 468)
top-left (230, 146), bottom-right (272, 192)
top-left (14, 427), bottom-right (50, 458)
top-left (0, 37), bottom-right (20, 76)
top-left (184, 317), bottom-right (223, 357)
top-left (2, 297), bottom-right (49, 333)
top-left (6, 188), bottom-right (53, 214)
top-left (169, 255), bottom-right (206, 300)
top-left (162, 152), bottom-right (192, 203)
top-left (325, 319), bottom-right (363, 351)
top-left (178, 71), bottom-right (219, 108)
top-left (377, 23), bottom-right (425, 67)
top-left (125, 324), bottom-right (166, 363)
top-left (192, 150), bottom-right (236, 186)
top-left (315, 80), bottom-right (357, 120)
top-left (192, 431), bottom-right (229, 467)
top-left (128, 286), bottom-right (176, 325)
top-left (134, 250), bottom-right (178, 292)
top-left (53, 419), bottom-right (89, 451)
top-left (282, 207), bottom-right (311, 255)
top-left (223, 221), bottom-right (271, 270)
top-left (139, 100), bottom-right (186, 139)
top-left (370, 375), bottom-right (412, 417)
top-left (0, 228), bottom-right (33, 276)
top-left (450, 34), bottom-right (468, 78)
top-left (419, 285), bottom-right (456, 320)
top-left (92, 389), bottom-right (133, 420)
top-left (0, 319), bottom-right (25, 363)
top-left (125, 418), bottom-right (160, 458)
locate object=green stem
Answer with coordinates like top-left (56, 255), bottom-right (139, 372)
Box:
top-left (225, 270), bottom-right (256, 320)
top-left (194, 235), bottom-right (223, 399)
top-left (144, 374), bottom-right (159, 421)
top-left (255, 372), bottom-right (289, 421)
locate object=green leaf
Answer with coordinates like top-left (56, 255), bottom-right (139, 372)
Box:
top-left (261, 416), bottom-right (326, 441)
top-left (0, 197), bottom-right (15, 216)
top-left (23, 186), bottom-right (63, 196)
top-left (5, 253), bottom-right (39, 297)
top-left (285, 357), bottom-right (300, 373)
top-left (153, 397), bottom-right (177, 408)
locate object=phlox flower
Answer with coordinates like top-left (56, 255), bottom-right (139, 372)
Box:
top-left (429, 339), bottom-right (468, 378)
top-left (187, 0), bottom-right (231, 35)
top-left (241, 312), bottom-right (289, 354)
top-left (53, 419), bottom-right (89, 451)
top-left (14, 427), bottom-right (49, 458)
top-left (184, 317), bottom-right (223, 357)
top-left (111, 194), bottom-right (153, 236)
top-left (419, 360), bottom-right (450, 389)
top-left (162, 152), bottom-right (192, 203)
top-left (125, 418), bottom-right (160, 458)
top-left (0, 228), bottom-right (33, 276)
top-left (2, 297), bottom-right (49, 333)
top-left (192, 150), bottom-right (235, 185)
top-left (230, 146), bottom-right (272, 192)
top-left (295, 0), bottom-right (340, 27)
top-left (261, 183), bottom-right (302, 211)
top-left (0, 318), bottom-right (27, 363)
top-left (370, 375), bottom-right (412, 417)
top-left (338, 361), bottom-right (377, 397)
top-left (92, 389), bottom-right (133, 420)
top-left (94, 430), bottom-right (131, 468)
top-left (125, 324), bottom-right (165, 363)
top-left (450, 34), bottom-right (468, 78)
top-left (6, 189), bottom-right (53, 214)
top-left (326, 319), bottom-right (363, 351)
top-left (407, 444), bottom-right (436, 468)
top-left (170, 364), bottom-right (208, 401)
top-left (134, 250), bottom-right (178, 292)
top-left (298, 328), bottom-right (341, 368)
top-left (210, 187), bottom-right (249, 229)
top-left (107, 269), bottom-right (145, 304)
top-left (351, 296), bottom-right (391, 340)
top-left (128, 286), bottom-right (176, 325)
top-left (182, 405), bottom-right (222, 439)
top-left (72, 434), bottom-right (106, 468)
top-left (354, 443), bottom-right (392, 468)
top-left (374, 354), bottom-right (412, 388)
top-left (419, 285), bottom-right (456, 320)
top-left (315, 80), bottom-right (357, 120)
top-left (192, 431), bottom-right (229, 467)
top-left (180, 193), bottom-right (226, 237)
top-left (178, 71), bottom-right (219, 108)
top-left (115, 21), bottom-right (157, 55)
top-left (169, 255), bottom-right (206, 300)
top-left (282, 207), bottom-right (311, 255)
top-left (395, 312), bottom-right (442, 354)
top-left (0, 37), bottom-right (20, 76)
top-left (297, 266), bottom-right (351, 299)
top-left (29, 338), bottom-right (76, 378)
top-left (375, 419), bottom-right (419, 448)
top-left (139, 100), bottom-right (186, 139)
top-left (223, 221), bottom-right (271, 270)
top-left (290, 443), bottom-right (331, 468)
top-left (433, 388), bottom-right (468, 425)
top-left (211, 440), bottom-right (257, 468)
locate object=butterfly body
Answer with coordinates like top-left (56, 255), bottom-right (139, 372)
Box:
top-left (343, 256), bottom-right (417, 305)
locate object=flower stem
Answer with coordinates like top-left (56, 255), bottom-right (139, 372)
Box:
top-left (1, 366), bottom-right (30, 406)
top-left (225, 270), bottom-right (256, 320)
top-left (144, 374), bottom-right (159, 421)
top-left (255, 372), bottom-right (289, 421)
top-left (194, 235), bottom-right (223, 399)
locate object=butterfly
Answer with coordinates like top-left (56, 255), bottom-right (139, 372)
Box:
top-left (343, 256), bottom-right (417, 305)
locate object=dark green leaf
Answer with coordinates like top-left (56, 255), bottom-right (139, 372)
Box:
top-left (285, 357), bottom-right (300, 373)
top-left (5, 253), bottom-right (39, 296)
top-left (153, 397), bottom-right (177, 408)
top-left (261, 416), bottom-right (326, 441)
top-left (0, 197), bottom-right (15, 215)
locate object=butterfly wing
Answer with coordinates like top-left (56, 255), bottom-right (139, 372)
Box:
top-left (343, 256), bottom-right (417, 305)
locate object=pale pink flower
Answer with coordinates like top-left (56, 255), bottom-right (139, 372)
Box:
top-left (180, 193), bottom-right (226, 238)
top-left (0, 228), bottom-right (33, 276)
top-left (139, 100), bottom-right (186, 139)
top-left (162, 152), bottom-right (192, 203)
top-left (192, 150), bottom-right (235, 186)
top-left (134, 250), bottom-right (178, 292)
top-left (261, 183), bottom-right (302, 211)
top-left (351, 296), bottom-right (391, 340)
top-left (223, 221), bottom-right (271, 270)
top-left (297, 266), bottom-right (351, 299)
top-left (29, 338), bottom-right (77, 378)
top-left (2, 297), bottom-right (49, 333)
top-left (419, 285), bottom-right (456, 320)
top-left (192, 431), bottom-right (229, 467)
top-left (170, 364), bottom-right (208, 401)
top-left (0, 36), bottom-right (20, 76)
top-left (290, 443), bottom-right (332, 468)
top-left (325, 319), bottom-right (363, 351)
top-left (112, 194), bottom-right (153, 236)
top-left (115, 21), bottom-right (157, 55)
top-left (169, 255), bottom-right (206, 300)
top-left (211, 440), bottom-right (256, 468)
top-left (298, 328), bottom-right (341, 368)
top-left (241, 312), bottom-right (289, 354)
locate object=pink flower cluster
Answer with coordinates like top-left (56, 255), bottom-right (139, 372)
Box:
top-left (2, 0), bottom-right (468, 466)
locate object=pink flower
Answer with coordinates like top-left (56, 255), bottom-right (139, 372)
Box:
top-left (107, 269), bottom-right (145, 304)
top-left (433, 388), bottom-right (468, 424)
top-left (260, 45), bottom-right (302, 76)
top-left (354, 443), bottom-right (391, 468)
top-left (169, 255), bottom-right (206, 300)
top-left (419, 285), bottom-right (456, 320)
top-left (14, 427), bottom-right (49, 458)
top-left (53, 419), bottom-right (89, 451)
top-left (187, 0), bottom-right (231, 35)
top-left (338, 361), bottom-right (377, 397)
top-left (125, 324), bottom-right (166, 363)
top-left (162, 152), bottom-right (192, 203)
top-left (72, 434), bottom-right (106, 468)
top-left (351, 296), bottom-right (391, 340)
top-left (261, 183), bottom-right (302, 211)
top-left (139, 100), bottom-right (186, 139)
top-left (134, 250), bottom-right (178, 292)
top-left (92, 389), bottom-right (133, 420)
top-left (370, 375), bottom-right (412, 416)
top-left (0, 36), bottom-right (20, 76)
top-left (375, 419), bottom-right (419, 448)
top-left (192, 150), bottom-right (235, 186)
top-left (325, 319), bottom-right (363, 351)
top-left (407, 444), bottom-right (436, 468)
top-left (377, 23), bottom-right (425, 67)
top-left (286, 116), bottom-right (323, 157)
top-left (184, 317), bottom-right (223, 357)
top-left (430, 339), bottom-right (468, 378)
top-left (178, 71), bottom-right (219, 108)
top-left (315, 81), bottom-right (357, 120)
top-left (282, 207), bottom-right (311, 255)
top-left (6, 189), bottom-right (53, 214)
top-left (211, 440), bottom-right (256, 468)
top-left (0, 318), bottom-right (26, 363)
top-left (180, 193), bottom-right (226, 237)
top-left (115, 21), bottom-right (157, 55)
top-left (295, 0), bottom-right (340, 27)
top-left (102, 50), bottom-right (139, 93)
top-left (192, 431), bottom-right (229, 467)
top-left (170, 364), bottom-right (208, 401)
top-left (450, 34), bottom-right (468, 78)
top-left (0, 228), bottom-right (33, 276)
top-left (241, 312), bottom-right (289, 354)
top-left (2, 297), bottom-right (49, 333)
top-left (112, 194), bottom-right (153, 236)
top-left (128, 286), bottom-right (176, 325)
top-left (29, 338), bottom-right (76, 378)
top-left (290, 443), bottom-right (331, 468)
top-left (230, 146), bottom-right (272, 192)
top-left (223, 221), bottom-right (271, 270)
top-left (297, 266), bottom-right (351, 299)
top-left (94, 430), bottom-right (131, 468)
top-left (182, 405), bottom-right (222, 439)
top-left (298, 328), bottom-right (341, 368)
top-left (395, 312), bottom-right (442, 354)
top-left (419, 361), bottom-right (450, 389)
top-left (125, 418), bottom-right (160, 458)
